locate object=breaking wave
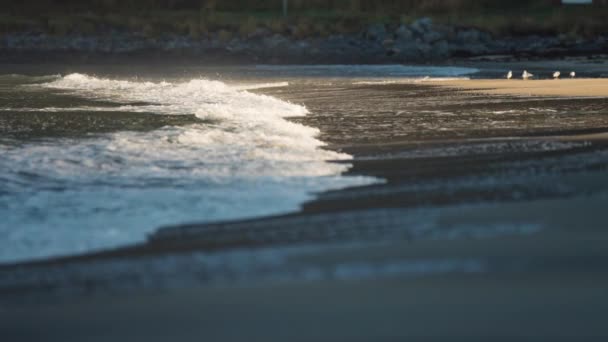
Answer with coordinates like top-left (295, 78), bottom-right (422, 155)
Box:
top-left (0, 73), bottom-right (376, 263)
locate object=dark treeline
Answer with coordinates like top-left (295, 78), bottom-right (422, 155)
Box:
top-left (6, 0), bottom-right (553, 14)
top-left (3, 0), bottom-right (608, 38)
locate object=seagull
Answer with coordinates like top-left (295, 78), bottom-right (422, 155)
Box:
top-left (553, 71), bottom-right (560, 79)
top-left (522, 70), bottom-right (533, 80)
top-left (507, 70), bottom-right (513, 79)
top-left (570, 71), bottom-right (576, 78)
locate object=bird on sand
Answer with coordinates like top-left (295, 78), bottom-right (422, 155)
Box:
top-left (507, 70), bottom-right (513, 79)
top-left (570, 71), bottom-right (576, 78)
top-left (522, 70), bottom-right (534, 80)
top-left (553, 71), bottom-right (561, 79)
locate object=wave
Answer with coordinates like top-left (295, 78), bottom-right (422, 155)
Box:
top-left (41, 73), bottom-right (346, 176)
top-left (0, 73), bottom-right (376, 263)
top-left (233, 81), bottom-right (290, 90)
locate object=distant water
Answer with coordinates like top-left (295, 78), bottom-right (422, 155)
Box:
top-left (251, 64), bottom-right (478, 78)
top-left (0, 65), bottom-right (478, 263)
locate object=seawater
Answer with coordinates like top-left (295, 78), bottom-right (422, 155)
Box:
top-left (0, 65), bottom-right (477, 263)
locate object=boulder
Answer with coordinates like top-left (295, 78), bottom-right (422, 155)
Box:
top-left (394, 42), bottom-right (421, 60)
top-left (416, 42), bottom-right (433, 57)
top-left (263, 34), bottom-right (289, 49)
top-left (226, 38), bottom-right (249, 53)
top-left (410, 17), bottom-right (433, 35)
top-left (431, 40), bottom-right (450, 59)
top-left (386, 47), bottom-right (400, 57)
top-left (456, 29), bottom-right (482, 44)
top-left (247, 28), bottom-right (271, 40)
top-left (366, 24), bottom-right (387, 41)
top-left (422, 30), bottom-right (443, 44)
top-left (382, 38), bottom-right (395, 48)
top-left (395, 25), bottom-right (413, 41)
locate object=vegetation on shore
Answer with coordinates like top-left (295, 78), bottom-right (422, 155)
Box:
top-left (3, 0), bottom-right (608, 38)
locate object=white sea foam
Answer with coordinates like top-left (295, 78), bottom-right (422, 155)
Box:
top-left (0, 73), bottom-right (376, 263)
top-left (40, 74), bottom-right (348, 176)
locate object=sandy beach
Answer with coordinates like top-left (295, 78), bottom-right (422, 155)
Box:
top-left (435, 78), bottom-right (608, 97)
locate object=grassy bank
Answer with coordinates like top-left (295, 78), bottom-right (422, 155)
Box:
top-left (2, 1), bottom-right (608, 38)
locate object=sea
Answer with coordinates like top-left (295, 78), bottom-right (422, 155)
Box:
top-left (0, 64), bottom-right (478, 263)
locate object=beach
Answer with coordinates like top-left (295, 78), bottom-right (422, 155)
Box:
top-left (2, 63), bottom-right (608, 341)
top-left (435, 78), bottom-right (608, 97)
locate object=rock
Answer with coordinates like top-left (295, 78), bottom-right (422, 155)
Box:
top-left (366, 24), bottom-right (386, 41)
top-left (1, 18), bottom-right (597, 64)
top-left (456, 29), bottom-right (482, 44)
top-left (386, 47), bottom-right (399, 57)
top-left (326, 34), bottom-right (352, 52)
top-left (393, 41), bottom-right (419, 56)
top-left (395, 25), bottom-right (413, 41)
top-left (382, 38), bottom-right (395, 48)
top-left (226, 38), bottom-right (249, 53)
top-left (247, 28), bottom-right (271, 40)
top-left (410, 17), bottom-right (433, 35)
top-left (438, 25), bottom-right (456, 40)
top-left (416, 42), bottom-right (433, 57)
top-left (422, 30), bottom-right (443, 44)
top-left (479, 32), bottom-right (493, 45)
top-left (296, 40), bottom-right (311, 50)
top-left (430, 40), bottom-right (449, 58)
top-left (263, 34), bottom-right (289, 49)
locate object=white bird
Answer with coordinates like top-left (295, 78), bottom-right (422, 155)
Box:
top-left (507, 70), bottom-right (513, 79)
top-left (570, 71), bottom-right (576, 78)
top-left (553, 71), bottom-right (560, 79)
top-left (522, 70), bottom-right (534, 80)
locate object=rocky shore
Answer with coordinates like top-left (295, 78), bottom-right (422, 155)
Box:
top-left (2, 18), bottom-right (608, 63)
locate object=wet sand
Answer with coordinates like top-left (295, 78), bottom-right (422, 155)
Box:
top-left (5, 265), bottom-right (608, 342)
top-left (436, 78), bottom-right (608, 97)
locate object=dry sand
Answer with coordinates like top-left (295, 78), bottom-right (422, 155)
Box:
top-left (435, 78), bottom-right (608, 97)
